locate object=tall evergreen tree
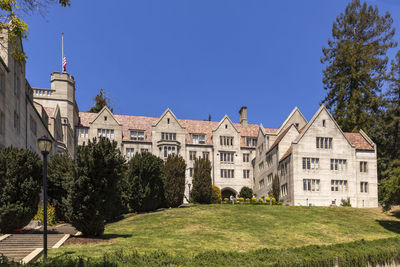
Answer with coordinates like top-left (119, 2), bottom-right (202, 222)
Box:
top-left (272, 174), bottom-right (280, 201)
top-left (88, 88), bottom-right (113, 113)
top-left (321, 0), bottom-right (396, 133)
top-left (191, 157), bottom-right (212, 204)
top-left (163, 155), bottom-right (186, 208)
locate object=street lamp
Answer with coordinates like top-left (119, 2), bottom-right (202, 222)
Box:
top-left (188, 183), bottom-right (191, 201)
top-left (37, 136), bottom-right (52, 261)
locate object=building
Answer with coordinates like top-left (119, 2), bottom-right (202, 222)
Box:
top-left (0, 33), bottom-right (378, 207)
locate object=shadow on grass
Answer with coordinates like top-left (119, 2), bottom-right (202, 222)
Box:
top-left (377, 220), bottom-right (400, 234)
top-left (390, 209), bottom-right (400, 220)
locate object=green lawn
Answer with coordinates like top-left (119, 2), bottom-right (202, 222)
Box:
top-left (50, 205), bottom-right (400, 258)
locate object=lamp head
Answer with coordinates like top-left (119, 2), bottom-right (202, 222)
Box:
top-left (37, 136), bottom-right (53, 154)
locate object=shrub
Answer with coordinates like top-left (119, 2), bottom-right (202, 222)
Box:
top-left (211, 185), bottom-right (222, 204)
top-left (239, 186), bottom-right (253, 199)
top-left (124, 152), bottom-right (165, 212)
top-left (265, 197), bottom-right (270, 203)
top-left (224, 198), bottom-right (229, 204)
top-left (33, 204), bottom-right (57, 226)
top-left (251, 197), bottom-right (256, 203)
top-left (272, 198), bottom-right (276, 205)
top-left (191, 158), bottom-right (212, 204)
top-left (341, 197), bottom-right (352, 207)
top-left (258, 198), bottom-right (264, 204)
top-left (163, 155), bottom-right (186, 208)
top-left (245, 198), bottom-right (250, 203)
top-left (65, 137), bottom-right (125, 236)
top-left (47, 154), bottom-right (74, 222)
top-left (272, 174), bottom-right (280, 201)
top-left (0, 147), bottom-right (42, 233)
top-left (239, 197), bottom-right (244, 203)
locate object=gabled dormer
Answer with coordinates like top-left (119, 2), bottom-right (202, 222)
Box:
top-left (277, 107), bottom-right (307, 135)
top-left (212, 115), bottom-right (240, 148)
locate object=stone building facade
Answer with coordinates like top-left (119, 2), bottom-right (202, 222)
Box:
top-left (0, 33), bottom-right (378, 207)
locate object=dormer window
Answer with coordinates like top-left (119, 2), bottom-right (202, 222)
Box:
top-left (104, 116), bottom-right (107, 121)
top-left (322, 120), bottom-right (326, 127)
top-left (225, 124), bottom-right (228, 129)
top-left (246, 137), bottom-right (257, 147)
top-left (192, 134), bottom-right (206, 144)
top-left (295, 123), bottom-right (299, 129)
top-left (161, 132), bottom-right (176, 141)
top-left (167, 118), bottom-right (170, 124)
top-left (130, 130), bottom-right (145, 141)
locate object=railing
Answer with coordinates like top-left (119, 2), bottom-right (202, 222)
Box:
top-left (34, 89), bottom-right (54, 96)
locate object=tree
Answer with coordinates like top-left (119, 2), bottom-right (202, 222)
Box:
top-left (0, 147), bottom-right (42, 233)
top-left (65, 137), bottom-right (125, 236)
top-left (191, 158), bottom-right (212, 204)
top-left (0, 0), bottom-right (70, 63)
top-left (124, 152), bottom-right (165, 212)
top-left (47, 154), bottom-right (74, 222)
top-left (88, 88), bottom-right (113, 113)
top-left (211, 185), bottom-right (222, 204)
top-left (239, 186), bottom-right (253, 199)
top-left (163, 155), bottom-right (186, 208)
top-left (272, 174), bottom-right (280, 201)
top-left (321, 0), bottom-right (396, 133)
top-left (379, 162), bottom-right (400, 211)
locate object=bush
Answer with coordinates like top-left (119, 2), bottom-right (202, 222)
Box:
top-left (272, 174), bottom-right (280, 201)
top-left (341, 197), bottom-right (352, 207)
top-left (239, 186), bottom-right (253, 199)
top-left (258, 198), bottom-right (264, 204)
top-left (211, 185), bottom-right (222, 204)
top-left (47, 154), bottom-right (74, 222)
top-left (33, 204), bottom-right (57, 226)
top-left (245, 198), bottom-right (250, 203)
top-left (251, 197), bottom-right (256, 203)
top-left (224, 198), bottom-right (229, 204)
top-left (0, 147), bottom-right (42, 233)
top-left (239, 197), bottom-right (244, 203)
top-left (65, 137), bottom-right (125, 236)
top-left (163, 155), bottom-right (186, 208)
top-left (191, 158), bottom-right (212, 204)
top-left (265, 197), bottom-right (270, 203)
top-left (124, 152), bottom-right (165, 212)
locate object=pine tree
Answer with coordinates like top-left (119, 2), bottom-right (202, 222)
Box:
top-left (321, 0), bottom-right (396, 133)
top-left (88, 88), bottom-right (113, 113)
top-left (191, 157), bottom-right (212, 204)
top-left (272, 174), bottom-right (280, 201)
top-left (163, 155), bottom-right (186, 208)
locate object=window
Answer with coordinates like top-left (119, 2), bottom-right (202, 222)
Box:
top-left (141, 148), bottom-right (149, 153)
top-left (163, 146), bottom-right (175, 158)
top-left (331, 180), bottom-right (348, 192)
top-left (243, 153), bottom-right (250, 162)
top-left (322, 120), bottom-right (326, 127)
top-left (266, 154), bottom-right (273, 167)
top-left (104, 116), bottom-right (107, 121)
top-left (189, 151), bottom-right (196, 161)
top-left (295, 123), bottom-right (299, 129)
top-left (220, 169), bottom-right (234, 178)
top-left (220, 136), bottom-right (233, 146)
top-left (97, 129), bottom-right (114, 139)
top-left (202, 152), bottom-right (209, 160)
top-left (126, 148), bottom-right (135, 158)
top-left (280, 161), bottom-right (289, 176)
top-left (303, 179), bottom-right (320, 192)
top-left (14, 63), bottom-right (21, 96)
top-left (360, 161), bottom-right (368, 173)
top-left (220, 152), bottom-right (234, 163)
top-left (192, 134), bottom-right (206, 144)
top-left (360, 182), bottom-right (368, 193)
top-left (189, 168), bottom-right (193, 177)
top-left (130, 130), bottom-right (145, 141)
top-left (243, 169), bottom-right (250, 178)
top-left (330, 159), bottom-right (347, 171)
top-left (78, 128), bottom-right (88, 138)
top-left (302, 158), bottom-right (319, 170)
top-left (316, 137), bottom-right (332, 149)
top-left (259, 179), bottom-right (265, 189)
top-left (30, 116), bottom-right (37, 136)
top-left (268, 173), bottom-right (273, 183)
top-left (246, 137), bottom-right (257, 147)
top-left (258, 162), bottom-right (264, 171)
top-left (281, 183), bottom-right (288, 197)
top-left (258, 143), bottom-right (264, 155)
top-left (14, 111), bottom-right (20, 133)
top-left (0, 111), bottom-right (4, 136)
top-left (161, 132), bottom-right (176, 141)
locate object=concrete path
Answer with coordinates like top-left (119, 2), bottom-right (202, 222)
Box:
top-left (0, 224), bottom-right (77, 263)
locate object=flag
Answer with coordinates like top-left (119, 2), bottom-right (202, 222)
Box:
top-left (63, 56), bottom-right (67, 72)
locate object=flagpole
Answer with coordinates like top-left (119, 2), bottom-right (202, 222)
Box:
top-left (62, 32), bottom-right (64, 73)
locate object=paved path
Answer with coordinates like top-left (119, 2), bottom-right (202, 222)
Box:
top-left (0, 224), bottom-right (77, 263)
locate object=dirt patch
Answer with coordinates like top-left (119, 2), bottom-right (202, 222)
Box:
top-left (65, 236), bottom-right (112, 245)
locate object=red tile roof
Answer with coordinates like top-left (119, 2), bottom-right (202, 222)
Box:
top-left (78, 112), bottom-right (266, 146)
top-left (266, 125), bottom-right (296, 154)
top-left (344, 132), bottom-right (374, 150)
top-left (279, 147), bottom-right (292, 162)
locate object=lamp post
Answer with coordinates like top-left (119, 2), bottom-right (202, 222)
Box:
top-left (188, 183), bottom-right (191, 201)
top-left (37, 136), bottom-right (52, 261)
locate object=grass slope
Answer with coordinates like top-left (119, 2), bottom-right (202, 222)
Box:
top-left (51, 205), bottom-right (400, 258)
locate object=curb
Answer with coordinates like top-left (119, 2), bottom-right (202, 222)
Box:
top-left (0, 234), bottom-right (10, 241)
top-left (21, 248), bottom-right (43, 264)
top-left (52, 234), bottom-right (70, 248)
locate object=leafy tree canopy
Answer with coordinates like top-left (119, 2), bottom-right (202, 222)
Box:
top-left (88, 88), bottom-right (113, 113)
top-left (191, 157), bottom-right (212, 204)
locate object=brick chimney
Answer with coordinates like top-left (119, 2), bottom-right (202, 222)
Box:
top-left (239, 106), bottom-right (248, 128)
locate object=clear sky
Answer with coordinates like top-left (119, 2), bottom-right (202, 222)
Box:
top-left (23, 0), bottom-right (400, 128)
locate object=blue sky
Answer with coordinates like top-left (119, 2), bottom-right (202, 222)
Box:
top-left (23, 0), bottom-right (400, 128)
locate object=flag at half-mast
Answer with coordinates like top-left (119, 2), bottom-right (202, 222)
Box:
top-left (62, 56), bottom-right (67, 72)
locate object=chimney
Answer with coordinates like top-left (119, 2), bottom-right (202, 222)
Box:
top-left (239, 106), bottom-right (248, 128)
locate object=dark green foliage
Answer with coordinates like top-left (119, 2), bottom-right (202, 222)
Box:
top-left (47, 154), bottom-right (73, 221)
top-left (163, 155), bottom-right (186, 208)
top-left (379, 162), bottom-right (400, 211)
top-left (239, 186), bottom-right (253, 199)
top-left (211, 185), bottom-right (221, 204)
top-left (65, 138), bottom-right (125, 236)
top-left (0, 147), bottom-right (42, 233)
top-left (321, 0), bottom-right (396, 133)
top-left (340, 197), bottom-right (352, 207)
top-left (272, 174), bottom-right (280, 201)
top-left (124, 152), bottom-right (165, 212)
top-left (88, 88), bottom-right (113, 113)
top-left (191, 158), bottom-right (212, 204)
